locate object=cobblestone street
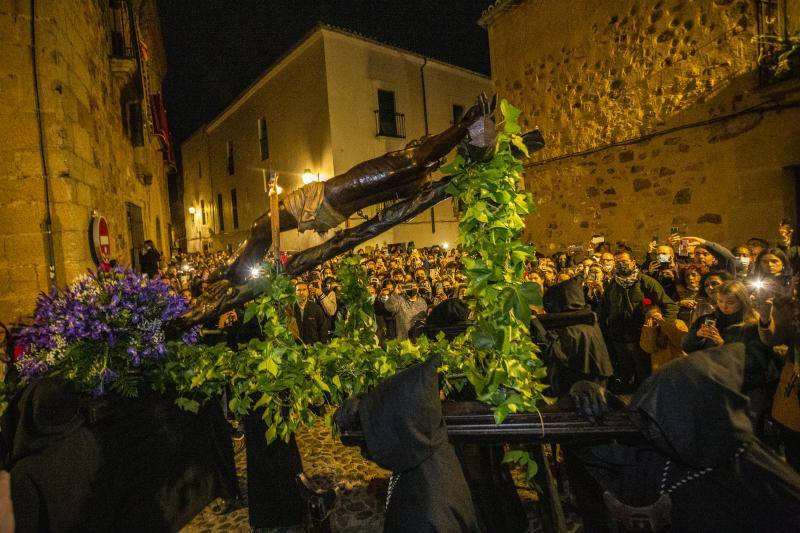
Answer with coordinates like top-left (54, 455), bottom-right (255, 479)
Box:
top-left (181, 418), bottom-right (573, 533)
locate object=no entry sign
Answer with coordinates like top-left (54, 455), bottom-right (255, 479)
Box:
top-left (89, 215), bottom-right (111, 265)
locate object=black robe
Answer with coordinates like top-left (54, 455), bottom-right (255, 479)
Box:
top-left (538, 277), bottom-right (614, 396)
top-left (577, 344), bottom-right (800, 532)
top-left (357, 354), bottom-right (480, 533)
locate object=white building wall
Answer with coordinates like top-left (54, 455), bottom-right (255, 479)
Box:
top-left (181, 25), bottom-right (492, 258)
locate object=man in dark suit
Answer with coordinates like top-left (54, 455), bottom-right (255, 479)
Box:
top-left (293, 281), bottom-right (328, 344)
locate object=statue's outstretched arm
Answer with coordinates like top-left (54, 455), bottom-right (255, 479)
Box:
top-left (218, 95), bottom-right (494, 285)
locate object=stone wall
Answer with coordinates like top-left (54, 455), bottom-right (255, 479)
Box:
top-left (484, 0), bottom-right (800, 256)
top-left (0, 0), bottom-right (172, 324)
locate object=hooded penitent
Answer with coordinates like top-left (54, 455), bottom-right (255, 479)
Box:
top-left (578, 344), bottom-right (800, 532)
top-left (538, 277), bottom-right (614, 396)
top-left (357, 354), bottom-right (479, 533)
top-left (8, 378), bottom-right (112, 532)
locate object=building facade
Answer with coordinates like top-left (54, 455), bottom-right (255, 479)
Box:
top-left (0, 0), bottom-right (174, 324)
top-left (481, 0), bottom-right (800, 255)
top-left (180, 24), bottom-right (492, 254)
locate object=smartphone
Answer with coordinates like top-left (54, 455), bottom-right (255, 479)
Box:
top-left (590, 235), bottom-right (605, 244)
top-left (678, 238), bottom-right (689, 257)
top-left (704, 317), bottom-right (717, 328)
top-left (670, 226), bottom-right (679, 236)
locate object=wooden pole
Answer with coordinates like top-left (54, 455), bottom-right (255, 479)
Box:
top-left (268, 170), bottom-right (281, 271)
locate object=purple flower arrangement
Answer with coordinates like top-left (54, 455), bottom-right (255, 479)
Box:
top-left (15, 266), bottom-right (199, 397)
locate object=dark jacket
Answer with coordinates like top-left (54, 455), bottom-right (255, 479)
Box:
top-left (293, 300), bottom-right (328, 344)
top-left (578, 344), bottom-right (800, 532)
top-left (357, 355), bottom-right (479, 533)
top-left (139, 248), bottom-right (161, 277)
top-left (599, 273), bottom-right (678, 343)
top-left (538, 278), bottom-right (614, 396)
top-left (682, 310), bottom-right (773, 393)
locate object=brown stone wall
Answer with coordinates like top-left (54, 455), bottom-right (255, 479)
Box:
top-left (0, 0), bottom-right (172, 324)
top-left (485, 0), bottom-right (800, 256)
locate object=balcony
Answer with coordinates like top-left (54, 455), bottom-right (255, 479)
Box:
top-left (374, 110), bottom-right (406, 138)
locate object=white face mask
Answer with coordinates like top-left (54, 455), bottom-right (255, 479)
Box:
top-left (737, 257), bottom-right (751, 267)
top-left (657, 253), bottom-right (671, 263)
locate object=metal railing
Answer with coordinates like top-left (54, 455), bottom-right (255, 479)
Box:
top-left (374, 110), bottom-right (406, 138)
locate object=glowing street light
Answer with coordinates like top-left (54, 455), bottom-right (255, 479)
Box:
top-left (188, 206), bottom-right (196, 215)
top-left (302, 168), bottom-right (317, 184)
top-left (442, 242), bottom-right (449, 249)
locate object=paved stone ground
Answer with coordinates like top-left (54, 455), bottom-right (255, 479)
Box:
top-left (181, 418), bottom-right (581, 533)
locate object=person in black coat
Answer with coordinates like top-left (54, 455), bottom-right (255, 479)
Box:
top-left (334, 355), bottom-right (479, 533)
top-left (139, 240), bottom-right (161, 277)
top-left (573, 344), bottom-right (800, 532)
top-left (293, 282), bottom-right (328, 344)
top-left (535, 277), bottom-right (614, 398)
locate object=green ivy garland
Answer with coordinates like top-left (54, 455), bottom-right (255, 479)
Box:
top-left (165, 101), bottom-right (547, 471)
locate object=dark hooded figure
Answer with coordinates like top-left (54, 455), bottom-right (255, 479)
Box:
top-left (574, 344), bottom-right (800, 532)
top-left (335, 354), bottom-right (479, 533)
top-left (7, 378), bottom-right (112, 532)
top-left (535, 277), bottom-right (614, 397)
top-left (424, 297), bottom-right (471, 341)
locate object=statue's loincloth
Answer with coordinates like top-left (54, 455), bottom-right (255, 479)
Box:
top-left (282, 182), bottom-right (346, 234)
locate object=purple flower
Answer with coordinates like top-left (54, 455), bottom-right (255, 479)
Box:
top-left (99, 367), bottom-right (118, 383)
top-left (182, 326), bottom-right (201, 345)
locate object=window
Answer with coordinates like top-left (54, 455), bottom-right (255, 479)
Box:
top-left (452, 104), bottom-right (464, 125)
top-left (231, 188), bottom-right (239, 229)
top-left (375, 89), bottom-right (405, 137)
top-left (200, 199), bottom-right (206, 225)
top-left (128, 101), bottom-right (144, 147)
top-left (226, 141), bottom-right (234, 175)
top-left (756, 0), bottom-right (793, 83)
top-left (258, 117), bottom-right (269, 160)
top-left (109, 0), bottom-right (134, 58)
top-left (217, 193), bottom-right (225, 231)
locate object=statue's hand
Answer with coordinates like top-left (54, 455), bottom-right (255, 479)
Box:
top-left (458, 93), bottom-right (498, 162)
top-left (179, 278), bottom-right (240, 328)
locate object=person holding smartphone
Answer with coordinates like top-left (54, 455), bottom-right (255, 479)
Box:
top-left (682, 280), bottom-right (774, 430)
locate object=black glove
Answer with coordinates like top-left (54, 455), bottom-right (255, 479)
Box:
top-left (570, 380), bottom-right (609, 425)
top-left (333, 396), bottom-right (361, 446)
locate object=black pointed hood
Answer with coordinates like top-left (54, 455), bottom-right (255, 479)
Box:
top-left (358, 354), bottom-right (445, 473)
top-left (631, 343), bottom-right (753, 469)
top-left (10, 377), bottom-right (84, 463)
top-left (543, 277), bottom-right (588, 313)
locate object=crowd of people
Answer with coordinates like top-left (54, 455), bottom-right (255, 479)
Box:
top-left (112, 220), bottom-right (800, 474)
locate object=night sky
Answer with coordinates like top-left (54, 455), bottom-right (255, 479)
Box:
top-left (158, 0), bottom-right (493, 148)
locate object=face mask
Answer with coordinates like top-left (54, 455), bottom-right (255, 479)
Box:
top-left (381, 295), bottom-right (389, 302)
top-left (737, 257), bottom-right (751, 267)
top-left (657, 253), bottom-right (671, 263)
top-left (615, 264), bottom-right (633, 277)
top-left (368, 295), bottom-right (376, 303)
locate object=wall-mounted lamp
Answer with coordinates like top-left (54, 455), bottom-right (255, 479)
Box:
top-left (188, 206), bottom-right (196, 215)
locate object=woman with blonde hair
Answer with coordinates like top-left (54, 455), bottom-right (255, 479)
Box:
top-left (683, 280), bottom-right (774, 430)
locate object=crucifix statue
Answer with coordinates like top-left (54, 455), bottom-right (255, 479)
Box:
top-left (181, 94), bottom-right (543, 326)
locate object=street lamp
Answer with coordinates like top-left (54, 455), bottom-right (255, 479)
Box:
top-left (188, 206), bottom-right (196, 215)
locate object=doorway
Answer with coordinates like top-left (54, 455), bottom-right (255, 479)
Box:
top-left (127, 202), bottom-right (144, 272)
